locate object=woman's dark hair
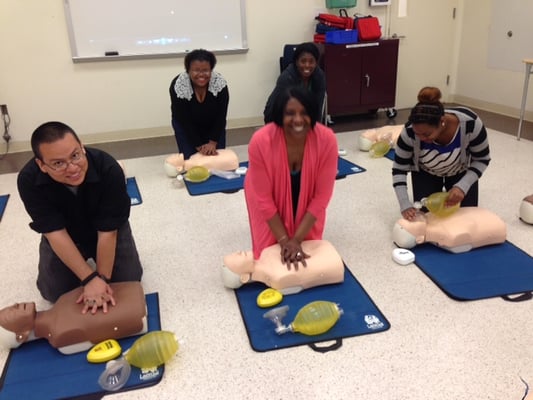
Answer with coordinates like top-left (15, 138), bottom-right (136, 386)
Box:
top-left (292, 42), bottom-right (320, 64)
top-left (408, 86), bottom-right (444, 127)
top-left (271, 86), bottom-right (319, 128)
top-left (31, 121), bottom-right (81, 160)
top-left (184, 49), bottom-right (217, 72)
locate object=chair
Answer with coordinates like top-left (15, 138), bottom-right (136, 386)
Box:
top-left (279, 44), bottom-right (298, 73)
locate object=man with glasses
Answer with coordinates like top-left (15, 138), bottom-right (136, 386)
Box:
top-left (17, 121), bottom-right (143, 313)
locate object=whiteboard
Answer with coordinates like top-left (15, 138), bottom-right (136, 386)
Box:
top-left (64, 0), bottom-right (248, 62)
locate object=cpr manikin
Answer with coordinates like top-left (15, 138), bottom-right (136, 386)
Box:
top-left (164, 148), bottom-right (239, 177)
top-left (358, 125), bottom-right (403, 151)
top-left (392, 207), bottom-right (507, 253)
top-left (221, 240), bottom-right (344, 295)
top-left (519, 195), bottom-right (533, 224)
top-left (0, 282), bottom-right (147, 354)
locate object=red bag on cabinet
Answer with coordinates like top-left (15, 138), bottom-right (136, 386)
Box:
top-left (355, 16), bottom-right (381, 41)
top-left (316, 9), bottom-right (355, 30)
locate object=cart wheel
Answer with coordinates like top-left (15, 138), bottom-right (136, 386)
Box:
top-left (386, 108), bottom-right (397, 119)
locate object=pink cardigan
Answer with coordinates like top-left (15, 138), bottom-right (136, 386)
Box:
top-left (244, 122), bottom-right (338, 259)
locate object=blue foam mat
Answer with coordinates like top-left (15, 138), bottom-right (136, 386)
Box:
top-left (235, 265), bottom-right (390, 352)
top-left (0, 195), bottom-right (9, 222)
top-left (0, 293), bottom-right (162, 400)
top-left (413, 241), bottom-right (533, 300)
top-left (126, 177), bottom-right (142, 205)
top-left (185, 158), bottom-right (366, 196)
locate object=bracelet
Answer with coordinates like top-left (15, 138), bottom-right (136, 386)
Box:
top-left (277, 235), bottom-right (288, 244)
top-left (99, 274), bottom-right (110, 284)
top-left (80, 271), bottom-right (100, 286)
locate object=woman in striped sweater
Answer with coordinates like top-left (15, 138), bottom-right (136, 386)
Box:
top-left (392, 87), bottom-right (491, 221)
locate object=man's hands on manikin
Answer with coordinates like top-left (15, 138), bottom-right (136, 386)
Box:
top-left (76, 277), bottom-right (116, 314)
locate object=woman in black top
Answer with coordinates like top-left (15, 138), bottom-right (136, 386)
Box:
top-left (263, 42), bottom-right (326, 124)
top-left (169, 49), bottom-right (230, 159)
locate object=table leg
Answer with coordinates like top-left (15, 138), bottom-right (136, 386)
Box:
top-left (517, 63), bottom-right (532, 140)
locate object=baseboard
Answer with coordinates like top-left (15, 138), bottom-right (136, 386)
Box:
top-left (451, 94), bottom-right (532, 121)
top-left (5, 116), bottom-right (265, 154)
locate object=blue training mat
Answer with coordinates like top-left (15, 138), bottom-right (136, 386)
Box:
top-left (127, 177), bottom-right (142, 205)
top-left (412, 241), bottom-right (533, 301)
top-left (0, 195), bottom-right (9, 222)
top-left (185, 158), bottom-right (366, 196)
top-left (0, 293), bottom-right (163, 400)
top-left (234, 265), bottom-right (390, 352)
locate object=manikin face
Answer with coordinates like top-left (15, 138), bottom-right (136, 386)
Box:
top-left (0, 302), bottom-right (36, 344)
top-left (188, 60), bottom-right (212, 89)
top-left (393, 216), bottom-right (427, 248)
top-left (35, 133), bottom-right (88, 187)
top-left (283, 97), bottom-right (311, 137)
top-left (295, 52), bottom-right (317, 80)
top-left (223, 250), bottom-right (254, 274)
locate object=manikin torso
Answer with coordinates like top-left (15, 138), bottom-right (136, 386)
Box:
top-left (393, 207), bottom-right (507, 253)
top-left (0, 282), bottom-right (147, 354)
top-left (164, 148), bottom-right (239, 177)
top-left (222, 240), bottom-right (344, 294)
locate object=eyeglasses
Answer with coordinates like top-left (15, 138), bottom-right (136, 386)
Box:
top-left (42, 150), bottom-right (85, 172)
top-left (189, 69), bottom-right (211, 76)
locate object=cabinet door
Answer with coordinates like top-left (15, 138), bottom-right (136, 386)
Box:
top-left (324, 44), bottom-right (362, 115)
top-left (360, 40), bottom-right (399, 108)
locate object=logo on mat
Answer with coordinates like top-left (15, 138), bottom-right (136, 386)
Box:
top-left (139, 367), bottom-right (160, 381)
top-left (364, 314), bottom-right (384, 330)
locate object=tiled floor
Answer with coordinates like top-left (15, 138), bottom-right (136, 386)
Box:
top-left (1, 124), bottom-right (533, 399)
top-left (0, 105), bottom-right (531, 174)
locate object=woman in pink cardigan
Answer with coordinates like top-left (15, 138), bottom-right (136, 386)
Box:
top-left (244, 86), bottom-right (338, 270)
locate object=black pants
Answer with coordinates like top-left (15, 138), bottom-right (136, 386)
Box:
top-left (36, 221), bottom-right (143, 302)
top-left (411, 169), bottom-right (479, 207)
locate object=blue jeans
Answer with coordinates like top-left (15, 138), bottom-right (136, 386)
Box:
top-left (171, 119), bottom-right (226, 159)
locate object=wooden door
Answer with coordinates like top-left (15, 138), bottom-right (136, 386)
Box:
top-left (324, 44), bottom-right (363, 115)
top-left (360, 39), bottom-right (399, 108)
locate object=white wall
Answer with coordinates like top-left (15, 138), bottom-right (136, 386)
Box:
top-left (0, 0), bottom-right (390, 151)
top-left (452, 0), bottom-right (532, 118)
top-left (1, 0), bottom-right (531, 152)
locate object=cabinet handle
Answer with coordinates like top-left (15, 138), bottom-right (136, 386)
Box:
top-left (364, 73), bottom-right (370, 87)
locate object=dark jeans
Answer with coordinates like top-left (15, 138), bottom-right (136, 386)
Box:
top-left (411, 169), bottom-right (479, 207)
top-left (171, 119), bottom-right (226, 159)
top-left (36, 221), bottom-right (143, 302)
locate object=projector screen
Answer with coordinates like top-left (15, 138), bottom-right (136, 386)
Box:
top-left (64, 0), bottom-right (248, 62)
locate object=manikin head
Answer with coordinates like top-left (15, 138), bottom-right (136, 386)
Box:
top-left (0, 302), bottom-right (37, 349)
top-left (221, 251), bottom-right (255, 289)
top-left (520, 195), bottom-right (533, 224)
top-left (392, 215), bottom-right (428, 248)
top-left (164, 153), bottom-right (185, 177)
top-left (358, 130), bottom-right (379, 151)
